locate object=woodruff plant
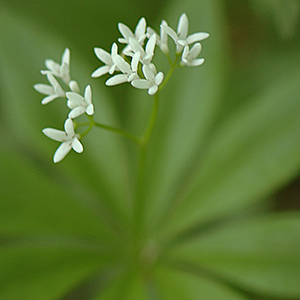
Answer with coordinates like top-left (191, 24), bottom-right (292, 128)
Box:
top-left (34, 13), bottom-right (209, 163)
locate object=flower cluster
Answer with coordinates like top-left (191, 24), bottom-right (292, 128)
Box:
top-left (35, 13), bottom-right (209, 163)
top-left (92, 13), bottom-right (209, 94)
top-left (34, 48), bottom-right (94, 162)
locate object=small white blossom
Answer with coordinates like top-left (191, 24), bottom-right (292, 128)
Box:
top-left (34, 73), bottom-right (65, 105)
top-left (131, 64), bottom-right (164, 95)
top-left (43, 118), bottom-right (83, 163)
top-left (69, 80), bottom-right (80, 93)
top-left (118, 17), bottom-right (147, 53)
top-left (105, 52), bottom-right (140, 86)
top-left (161, 13), bottom-right (209, 53)
top-left (41, 48), bottom-right (71, 84)
top-left (147, 20), bottom-right (169, 54)
top-left (66, 85), bottom-right (94, 119)
top-left (91, 43), bottom-right (119, 78)
top-left (127, 34), bottom-right (156, 65)
top-left (181, 43), bottom-right (205, 67)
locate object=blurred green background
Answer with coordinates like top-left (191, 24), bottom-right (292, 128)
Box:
top-left (1, 0), bottom-right (300, 299)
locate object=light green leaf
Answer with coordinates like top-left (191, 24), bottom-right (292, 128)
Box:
top-left (168, 213), bottom-right (300, 298)
top-left (0, 242), bottom-right (112, 300)
top-left (0, 146), bottom-right (119, 244)
top-left (94, 270), bottom-right (148, 300)
top-left (159, 68), bottom-right (300, 238)
top-left (154, 265), bottom-right (248, 300)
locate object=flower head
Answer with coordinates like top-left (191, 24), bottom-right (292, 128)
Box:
top-left (91, 43), bottom-right (119, 78)
top-left (41, 48), bottom-right (71, 84)
top-left (161, 13), bottom-right (209, 53)
top-left (66, 85), bottom-right (94, 119)
top-left (34, 73), bottom-right (65, 105)
top-left (118, 17), bottom-right (147, 48)
top-left (181, 43), bottom-right (205, 67)
top-left (43, 118), bottom-right (83, 163)
top-left (131, 64), bottom-right (164, 95)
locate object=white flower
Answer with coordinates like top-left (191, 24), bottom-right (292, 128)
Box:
top-left (43, 118), bottom-right (83, 163)
top-left (91, 43), bottom-right (119, 78)
top-left (34, 73), bottom-right (65, 105)
top-left (131, 64), bottom-right (164, 95)
top-left (127, 34), bottom-right (156, 65)
top-left (161, 13), bottom-right (209, 53)
top-left (105, 52), bottom-right (140, 86)
top-left (118, 17), bottom-right (147, 46)
top-left (66, 85), bottom-right (94, 118)
top-left (41, 48), bottom-right (71, 84)
top-left (147, 20), bottom-right (169, 54)
top-left (181, 43), bottom-right (205, 67)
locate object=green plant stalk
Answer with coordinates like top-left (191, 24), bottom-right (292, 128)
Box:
top-left (79, 115), bottom-right (141, 145)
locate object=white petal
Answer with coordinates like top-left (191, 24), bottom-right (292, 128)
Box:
top-left (129, 37), bottom-right (144, 54)
top-left (34, 84), bottom-right (54, 95)
top-left (112, 54), bottom-right (131, 74)
top-left (94, 48), bottom-right (112, 65)
top-left (47, 74), bottom-right (65, 97)
top-left (131, 52), bottom-right (140, 72)
top-left (43, 128), bottom-right (67, 141)
top-left (68, 106), bottom-right (86, 118)
top-left (118, 23), bottom-right (134, 42)
top-left (146, 34), bottom-right (156, 56)
top-left (41, 94), bottom-right (59, 105)
top-left (45, 59), bottom-right (60, 75)
top-left (135, 17), bottom-right (146, 38)
top-left (182, 45), bottom-right (189, 60)
top-left (91, 65), bottom-right (111, 78)
top-left (72, 137), bottom-right (84, 153)
top-left (142, 65), bottom-right (155, 81)
top-left (131, 79), bottom-right (151, 89)
top-left (148, 85), bottom-right (158, 95)
top-left (177, 13), bottom-right (189, 39)
top-left (189, 43), bottom-right (202, 59)
top-left (160, 20), bottom-right (168, 44)
top-left (66, 92), bottom-right (85, 106)
top-left (86, 104), bottom-right (94, 115)
top-left (186, 32), bottom-right (210, 44)
top-left (62, 48), bottom-right (70, 65)
top-left (60, 62), bottom-right (70, 84)
top-left (155, 72), bottom-right (164, 86)
top-left (84, 85), bottom-right (92, 104)
top-left (161, 24), bottom-right (178, 42)
top-left (105, 74), bottom-right (129, 86)
top-left (53, 141), bottom-right (72, 163)
top-left (69, 80), bottom-right (80, 93)
top-left (190, 58), bottom-right (205, 66)
top-left (64, 118), bottom-right (75, 137)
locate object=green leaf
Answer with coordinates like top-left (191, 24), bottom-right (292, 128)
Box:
top-left (94, 270), bottom-right (148, 300)
top-left (168, 213), bottom-right (300, 298)
top-left (153, 265), bottom-right (248, 300)
top-left (0, 146), bottom-right (119, 243)
top-left (0, 242), bottom-right (112, 300)
top-left (159, 67), bottom-right (300, 238)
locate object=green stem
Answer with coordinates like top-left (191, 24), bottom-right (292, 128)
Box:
top-left (133, 92), bottom-right (160, 263)
top-left (79, 115), bottom-right (141, 145)
top-left (140, 92), bottom-right (160, 148)
top-left (94, 122), bottom-right (141, 145)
